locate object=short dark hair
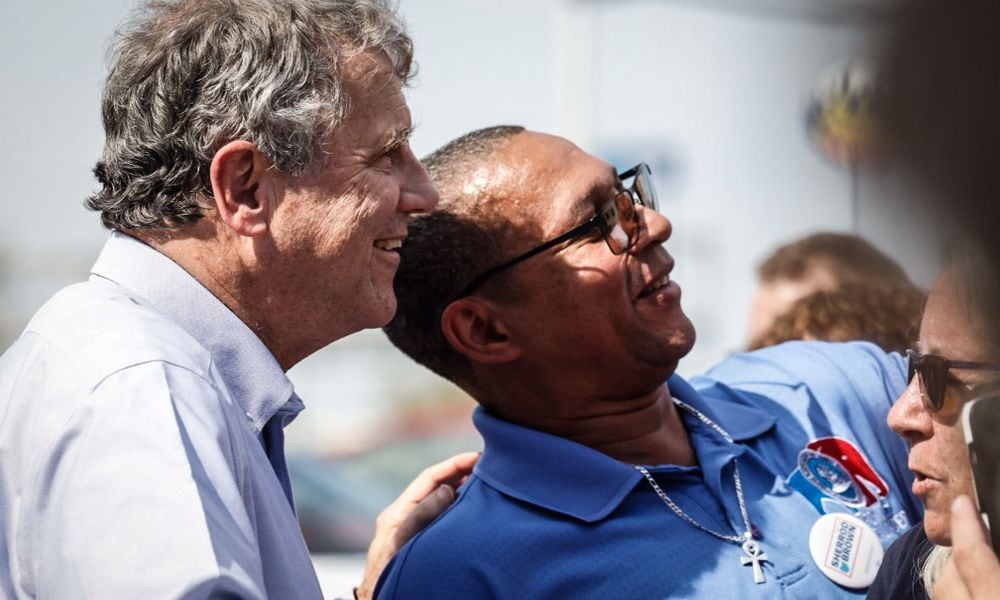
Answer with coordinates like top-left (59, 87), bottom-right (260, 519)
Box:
top-left (87, 0), bottom-right (413, 231)
top-left (383, 125), bottom-right (525, 388)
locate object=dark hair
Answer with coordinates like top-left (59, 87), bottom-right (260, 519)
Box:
top-left (758, 231), bottom-right (914, 291)
top-left (87, 0), bottom-right (413, 231)
top-left (748, 283), bottom-right (924, 353)
top-left (383, 125), bottom-right (525, 388)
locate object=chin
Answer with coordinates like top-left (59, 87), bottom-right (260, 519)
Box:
top-left (922, 511), bottom-right (953, 546)
top-left (367, 293), bottom-right (398, 328)
top-left (668, 318), bottom-right (697, 359)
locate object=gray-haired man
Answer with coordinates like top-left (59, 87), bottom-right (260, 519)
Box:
top-left (0, 1), bottom-right (473, 598)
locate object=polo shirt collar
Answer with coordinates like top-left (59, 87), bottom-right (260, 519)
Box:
top-left (472, 374), bottom-right (775, 523)
top-left (90, 231), bottom-right (300, 431)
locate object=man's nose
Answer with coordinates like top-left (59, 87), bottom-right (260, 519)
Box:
top-left (629, 204), bottom-right (672, 254)
top-left (398, 146), bottom-right (440, 213)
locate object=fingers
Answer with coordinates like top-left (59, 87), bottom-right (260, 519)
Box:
top-left (393, 483), bottom-right (457, 546)
top-left (950, 494), bottom-right (989, 547)
top-left (355, 451), bottom-right (480, 600)
top-left (393, 451), bottom-right (480, 508)
top-left (934, 495), bottom-right (1000, 600)
top-left (943, 495), bottom-right (1000, 599)
top-left (933, 557), bottom-right (971, 600)
top-left (376, 451), bottom-right (478, 541)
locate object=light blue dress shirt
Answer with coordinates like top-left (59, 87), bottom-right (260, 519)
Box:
top-left (0, 232), bottom-right (323, 599)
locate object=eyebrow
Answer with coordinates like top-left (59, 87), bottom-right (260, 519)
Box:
top-left (567, 166), bottom-right (621, 222)
top-left (381, 126), bottom-right (413, 154)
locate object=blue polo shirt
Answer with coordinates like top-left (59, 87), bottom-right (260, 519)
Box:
top-left (376, 341), bottom-right (921, 599)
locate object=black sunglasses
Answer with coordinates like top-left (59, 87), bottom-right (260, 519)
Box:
top-left (457, 163), bottom-right (658, 298)
top-left (906, 349), bottom-right (1000, 413)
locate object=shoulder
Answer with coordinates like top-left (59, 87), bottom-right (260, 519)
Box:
top-left (1, 346), bottom-right (241, 491)
top-left (2, 281), bottom-right (238, 488)
top-left (697, 340), bottom-right (905, 392)
top-left (17, 279), bottom-right (213, 389)
top-left (884, 522), bottom-right (934, 562)
top-left (690, 341), bottom-right (907, 420)
top-left (375, 476), bottom-right (527, 599)
top-left (687, 342), bottom-right (922, 535)
top-left (687, 341), bottom-right (908, 452)
top-left (868, 524), bottom-right (933, 599)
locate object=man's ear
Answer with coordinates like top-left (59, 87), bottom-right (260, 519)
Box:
top-left (210, 140), bottom-right (276, 237)
top-left (442, 299), bottom-right (522, 364)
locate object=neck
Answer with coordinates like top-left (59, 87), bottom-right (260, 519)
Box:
top-left (488, 381), bottom-right (696, 467)
top-left (135, 228), bottom-right (316, 370)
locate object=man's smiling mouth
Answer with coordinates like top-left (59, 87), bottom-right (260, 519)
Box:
top-left (639, 274), bottom-right (671, 297)
top-left (374, 238), bottom-right (404, 251)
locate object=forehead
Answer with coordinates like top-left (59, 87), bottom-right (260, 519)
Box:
top-left (920, 272), bottom-right (987, 359)
top-left (493, 132), bottom-right (619, 232)
top-left (333, 51), bottom-right (411, 151)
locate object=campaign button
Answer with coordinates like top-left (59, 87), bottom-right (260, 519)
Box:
top-left (808, 512), bottom-right (884, 589)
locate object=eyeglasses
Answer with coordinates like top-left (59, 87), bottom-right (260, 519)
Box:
top-left (457, 163), bottom-right (658, 298)
top-left (906, 349), bottom-right (1000, 413)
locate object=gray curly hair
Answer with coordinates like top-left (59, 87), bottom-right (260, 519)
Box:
top-left (87, 0), bottom-right (414, 231)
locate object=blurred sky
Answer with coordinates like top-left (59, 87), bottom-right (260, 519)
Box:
top-left (0, 0), bottom-right (940, 451)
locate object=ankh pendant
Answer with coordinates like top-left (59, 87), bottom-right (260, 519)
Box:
top-left (740, 538), bottom-right (770, 584)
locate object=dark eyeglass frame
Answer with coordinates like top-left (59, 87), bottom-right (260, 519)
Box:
top-left (906, 349), bottom-right (1000, 413)
top-left (456, 163), bottom-right (657, 298)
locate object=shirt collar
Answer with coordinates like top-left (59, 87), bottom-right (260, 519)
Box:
top-left (90, 231), bottom-right (301, 431)
top-left (471, 374), bottom-right (775, 523)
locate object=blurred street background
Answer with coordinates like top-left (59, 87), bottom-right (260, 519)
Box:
top-left (0, 0), bottom-right (941, 593)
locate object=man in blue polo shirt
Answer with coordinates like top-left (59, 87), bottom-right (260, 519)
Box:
top-left (378, 126), bottom-right (921, 599)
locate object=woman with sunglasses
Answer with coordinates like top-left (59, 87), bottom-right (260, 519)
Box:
top-left (868, 242), bottom-right (1000, 599)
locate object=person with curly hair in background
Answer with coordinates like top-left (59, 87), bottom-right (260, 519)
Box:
top-left (747, 232), bottom-right (924, 353)
top-left (749, 283), bottom-right (924, 354)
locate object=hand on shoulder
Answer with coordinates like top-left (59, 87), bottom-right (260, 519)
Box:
top-left (355, 451), bottom-right (479, 600)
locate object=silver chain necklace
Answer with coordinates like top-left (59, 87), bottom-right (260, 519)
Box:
top-left (634, 398), bottom-right (770, 584)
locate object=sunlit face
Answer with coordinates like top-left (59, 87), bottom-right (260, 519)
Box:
top-left (887, 271), bottom-right (987, 545)
top-left (266, 51), bottom-right (438, 346)
top-left (491, 132), bottom-right (695, 398)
